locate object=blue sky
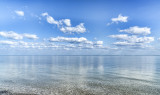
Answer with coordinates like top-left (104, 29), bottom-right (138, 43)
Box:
top-left (0, 0), bottom-right (160, 55)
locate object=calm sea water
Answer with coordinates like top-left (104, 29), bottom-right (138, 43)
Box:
top-left (0, 56), bottom-right (160, 95)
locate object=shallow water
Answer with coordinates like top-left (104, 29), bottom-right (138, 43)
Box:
top-left (0, 56), bottom-right (160, 95)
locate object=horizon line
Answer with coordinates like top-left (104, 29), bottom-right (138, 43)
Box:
top-left (0, 55), bottom-right (160, 56)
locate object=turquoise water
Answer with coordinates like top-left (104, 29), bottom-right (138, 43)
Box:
top-left (0, 56), bottom-right (160, 95)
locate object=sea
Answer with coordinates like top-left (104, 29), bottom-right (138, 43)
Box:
top-left (0, 56), bottom-right (160, 95)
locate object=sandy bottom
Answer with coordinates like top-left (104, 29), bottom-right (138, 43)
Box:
top-left (0, 79), bottom-right (160, 95)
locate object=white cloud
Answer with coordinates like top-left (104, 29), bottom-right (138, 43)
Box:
top-left (60, 23), bottom-right (86, 34)
top-left (41, 12), bottom-right (48, 16)
top-left (120, 26), bottom-right (151, 35)
top-left (109, 34), bottom-right (154, 49)
top-left (109, 34), bottom-right (128, 40)
top-left (107, 14), bottom-right (128, 26)
top-left (46, 16), bottom-right (59, 25)
top-left (41, 12), bottom-right (86, 34)
top-left (112, 41), bottom-right (152, 49)
top-left (5, 41), bottom-right (45, 49)
top-left (49, 37), bottom-right (89, 44)
top-left (0, 40), bottom-right (17, 45)
top-left (109, 34), bottom-right (154, 43)
top-left (0, 31), bottom-right (38, 40)
top-left (49, 37), bottom-right (104, 49)
top-left (15, 10), bottom-right (24, 16)
top-left (111, 14), bottom-right (128, 23)
top-left (113, 41), bottom-right (139, 46)
top-left (134, 36), bottom-right (154, 43)
top-left (0, 40), bottom-right (102, 50)
top-left (41, 12), bottom-right (59, 25)
top-left (61, 19), bottom-right (71, 26)
top-left (23, 34), bottom-right (39, 40)
top-left (93, 41), bottom-right (103, 47)
top-left (113, 41), bottom-right (128, 46)
top-left (109, 26), bottom-right (153, 49)
top-left (0, 31), bottom-right (23, 40)
top-left (0, 38), bottom-right (106, 50)
top-left (94, 41), bottom-right (103, 45)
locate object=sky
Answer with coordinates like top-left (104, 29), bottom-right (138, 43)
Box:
top-left (0, 0), bottom-right (160, 55)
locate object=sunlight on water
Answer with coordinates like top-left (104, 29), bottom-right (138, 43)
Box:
top-left (0, 56), bottom-right (160, 95)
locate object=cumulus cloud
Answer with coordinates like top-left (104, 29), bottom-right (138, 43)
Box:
top-left (23, 34), bottom-right (39, 40)
top-left (49, 37), bottom-right (91, 44)
top-left (0, 32), bottom-right (106, 50)
top-left (109, 25), bottom-right (153, 49)
top-left (111, 14), bottom-right (128, 23)
top-left (61, 19), bottom-right (71, 26)
top-left (109, 34), bottom-right (128, 40)
top-left (49, 36), bottom-right (104, 49)
top-left (41, 12), bottom-right (59, 25)
top-left (41, 12), bottom-right (86, 34)
top-left (107, 14), bottom-right (128, 25)
top-left (0, 31), bottom-right (38, 40)
top-left (109, 34), bottom-right (154, 43)
top-left (109, 34), bottom-right (154, 49)
top-left (93, 41), bottom-right (103, 47)
top-left (112, 41), bottom-right (152, 49)
top-left (15, 10), bottom-right (24, 16)
top-left (0, 31), bottom-right (23, 40)
top-left (113, 41), bottom-right (135, 46)
top-left (120, 26), bottom-right (151, 35)
top-left (60, 23), bottom-right (86, 34)
top-left (0, 40), bottom-right (105, 50)
top-left (95, 41), bottom-right (103, 45)
top-left (41, 12), bottom-right (48, 16)
top-left (0, 41), bottom-right (41, 49)
top-left (46, 16), bottom-right (59, 25)
top-left (0, 40), bottom-right (17, 45)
